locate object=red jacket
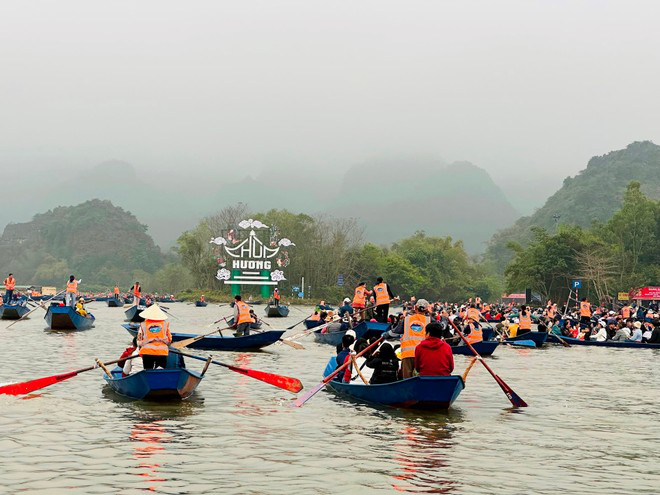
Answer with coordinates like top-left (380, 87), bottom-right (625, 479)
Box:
top-left (414, 337), bottom-right (454, 376)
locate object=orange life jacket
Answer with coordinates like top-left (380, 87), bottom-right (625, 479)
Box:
top-left (373, 283), bottom-right (390, 306)
top-left (310, 313), bottom-right (321, 321)
top-left (580, 301), bottom-right (591, 317)
top-left (200, 296), bottom-right (205, 302)
top-left (519, 313), bottom-right (532, 330)
top-left (353, 286), bottom-right (367, 306)
top-left (621, 307), bottom-right (630, 318)
top-left (465, 322), bottom-right (483, 344)
top-left (66, 280), bottom-right (78, 293)
top-left (113, 287), bottom-right (120, 295)
top-left (467, 308), bottom-right (481, 323)
top-left (138, 320), bottom-right (171, 356)
top-left (400, 313), bottom-right (430, 359)
top-left (236, 301), bottom-right (255, 325)
top-left (273, 290), bottom-right (280, 300)
top-left (133, 285), bottom-right (141, 297)
top-left (4, 277), bottom-right (16, 290)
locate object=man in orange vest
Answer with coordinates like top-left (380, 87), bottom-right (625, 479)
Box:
top-left (131, 282), bottom-right (141, 305)
top-left (465, 304), bottom-right (484, 343)
top-left (373, 277), bottom-right (395, 324)
top-left (518, 305), bottom-right (533, 335)
top-left (400, 299), bottom-right (430, 378)
top-left (233, 295), bottom-right (255, 336)
top-left (620, 303), bottom-right (631, 320)
top-left (113, 286), bottom-right (120, 300)
top-left (579, 297), bottom-right (592, 328)
top-left (3, 273), bottom-right (16, 304)
top-left (65, 275), bottom-right (79, 307)
top-left (352, 282), bottom-right (372, 320)
top-left (137, 304), bottom-right (172, 369)
top-left (273, 288), bottom-right (281, 306)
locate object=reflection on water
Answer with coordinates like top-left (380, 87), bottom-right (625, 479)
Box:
top-left (131, 419), bottom-right (170, 491)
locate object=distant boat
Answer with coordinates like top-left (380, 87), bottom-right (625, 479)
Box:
top-left (124, 305), bottom-right (147, 323)
top-left (195, 301), bottom-right (208, 307)
top-left (0, 303), bottom-right (30, 320)
top-left (103, 353), bottom-right (206, 400)
top-left (265, 304), bottom-right (289, 317)
top-left (123, 324), bottom-right (284, 351)
top-left (323, 356), bottom-right (464, 409)
top-left (547, 334), bottom-right (660, 349)
top-left (451, 340), bottom-right (499, 356)
top-left (107, 298), bottom-right (124, 307)
top-left (45, 304), bottom-right (95, 330)
top-left (312, 321), bottom-right (368, 346)
top-left (506, 331), bottom-right (548, 347)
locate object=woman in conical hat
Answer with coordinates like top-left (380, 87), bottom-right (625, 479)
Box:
top-left (137, 304), bottom-right (172, 369)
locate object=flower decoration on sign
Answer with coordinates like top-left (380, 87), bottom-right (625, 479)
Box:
top-left (216, 268), bottom-right (231, 281)
top-left (210, 236), bottom-right (227, 246)
top-left (217, 257), bottom-right (226, 267)
top-left (238, 219), bottom-right (269, 230)
top-left (278, 238), bottom-right (295, 247)
top-left (270, 270), bottom-right (286, 282)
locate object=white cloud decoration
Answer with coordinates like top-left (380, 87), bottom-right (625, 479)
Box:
top-left (238, 219), bottom-right (270, 230)
top-left (209, 237), bottom-right (227, 245)
top-left (278, 238), bottom-right (296, 247)
top-left (270, 270), bottom-right (286, 282)
top-left (216, 268), bottom-right (232, 281)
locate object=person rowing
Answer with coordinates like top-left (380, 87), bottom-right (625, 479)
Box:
top-left (233, 295), bottom-right (255, 336)
top-left (136, 305), bottom-right (172, 369)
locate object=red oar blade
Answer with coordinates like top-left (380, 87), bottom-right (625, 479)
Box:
top-left (225, 365), bottom-right (303, 394)
top-left (0, 371), bottom-right (78, 396)
top-left (291, 382), bottom-right (326, 407)
top-left (494, 374), bottom-right (528, 408)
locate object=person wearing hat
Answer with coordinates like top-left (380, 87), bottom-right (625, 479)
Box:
top-left (399, 299), bottom-right (430, 379)
top-left (338, 298), bottom-right (354, 319)
top-left (590, 321), bottom-right (607, 342)
top-left (629, 321), bottom-right (643, 342)
top-left (137, 304), bottom-right (172, 369)
top-left (75, 297), bottom-right (88, 317)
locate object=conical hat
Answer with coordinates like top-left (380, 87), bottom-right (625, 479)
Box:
top-left (139, 304), bottom-right (168, 321)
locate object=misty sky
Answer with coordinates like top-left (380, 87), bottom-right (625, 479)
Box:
top-left (1, 0), bottom-right (659, 216)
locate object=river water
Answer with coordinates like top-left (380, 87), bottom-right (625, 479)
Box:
top-left (1, 303), bottom-right (658, 494)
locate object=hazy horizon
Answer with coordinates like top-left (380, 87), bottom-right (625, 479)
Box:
top-left (2, 0), bottom-right (659, 245)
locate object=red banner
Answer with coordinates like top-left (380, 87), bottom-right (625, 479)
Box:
top-left (631, 287), bottom-right (660, 300)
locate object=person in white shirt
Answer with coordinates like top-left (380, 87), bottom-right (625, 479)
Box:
top-left (590, 321), bottom-right (608, 342)
top-left (629, 321), bottom-right (643, 342)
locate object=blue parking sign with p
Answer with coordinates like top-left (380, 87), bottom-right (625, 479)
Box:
top-left (571, 280), bottom-right (582, 289)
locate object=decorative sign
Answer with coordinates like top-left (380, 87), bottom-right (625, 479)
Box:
top-left (337, 274), bottom-right (344, 287)
top-left (617, 292), bottom-right (630, 301)
top-left (210, 219), bottom-right (295, 287)
top-left (630, 286), bottom-right (660, 300)
top-left (571, 280), bottom-right (582, 289)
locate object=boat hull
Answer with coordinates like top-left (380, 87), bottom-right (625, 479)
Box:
top-left (195, 301), bottom-right (207, 307)
top-left (265, 305), bottom-right (289, 317)
top-left (104, 367), bottom-right (203, 400)
top-left (547, 334), bottom-right (660, 349)
top-left (313, 322), bottom-right (367, 346)
top-left (0, 304), bottom-right (30, 320)
top-left (123, 324), bottom-right (284, 351)
top-left (124, 305), bottom-right (146, 323)
top-left (451, 340), bottom-right (499, 356)
top-left (506, 331), bottom-right (548, 347)
top-left (107, 298), bottom-right (124, 307)
top-left (45, 306), bottom-right (95, 330)
top-left (324, 358), bottom-right (464, 409)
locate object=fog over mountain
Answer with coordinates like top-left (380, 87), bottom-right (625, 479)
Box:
top-left (1, 1), bottom-right (659, 250)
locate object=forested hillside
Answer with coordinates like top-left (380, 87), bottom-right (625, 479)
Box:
top-left (486, 141), bottom-right (660, 271)
top-left (0, 200), bottom-right (164, 287)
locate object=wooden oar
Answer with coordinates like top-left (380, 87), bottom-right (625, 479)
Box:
top-left (171, 349), bottom-right (303, 393)
top-left (0, 354), bottom-right (139, 396)
top-left (461, 357), bottom-right (478, 382)
top-left (292, 336), bottom-right (384, 407)
top-left (448, 319), bottom-right (527, 407)
top-left (6, 288), bottom-right (69, 328)
top-left (172, 325), bottom-right (234, 349)
top-left (351, 354), bottom-right (368, 384)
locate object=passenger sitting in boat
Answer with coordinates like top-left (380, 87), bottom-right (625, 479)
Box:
top-left (414, 322), bottom-right (454, 377)
top-left (590, 321), bottom-right (607, 342)
top-left (611, 323), bottom-right (631, 342)
top-left (75, 297), bottom-right (88, 317)
top-left (365, 342), bottom-right (399, 384)
top-left (119, 337), bottom-right (143, 377)
top-left (508, 319), bottom-right (520, 338)
top-left (137, 305), bottom-right (172, 369)
top-left (334, 334), bottom-right (356, 382)
top-left (647, 321), bottom-right (660, 343)
top-left (338, 298), bottom-right (353, 318)
top-left (309, 311), bottom-right (321, 322)
top-left (249, 309), bottom-right (259, 325)
top-left (628, 321), bottom-right (643, 342)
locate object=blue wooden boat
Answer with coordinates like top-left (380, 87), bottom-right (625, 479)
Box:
top-left (265, 304), bottom-right (289, 317)
top-left (317, 304), bottom-right (335, 311)
top-left (506, 331), bottom-right (547, 347)
top-left (103, 353), bottom-right (206, 400)
top-left (226, 317), bottom-right (263, 330)
top-left (107, 298), bottom-right (124, 307)
top-left (304, 319), bottom-right (323, 330)
top-left (451, 340), bottom-right (499, 356)
top-left (323, 357), bottom-right (464, 409)
top-left (195, 301), bottom-right (208, 307)
top-left (124, 305), bottom-right (147, 323)
top-left (547, 334), bottom-right (660, 349)
top-left (313, 321), bottom-right (368, 346)
top-left (482, 326), bottom-right (495, 341)
top-left (362, 321), bottom-right (390, 340)
top-left (123, 324), bottom-right (284, 351)
top-left (45, 305), bottom-right (95, 330)
top-left (1, 303), bottom-right (30, 320)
